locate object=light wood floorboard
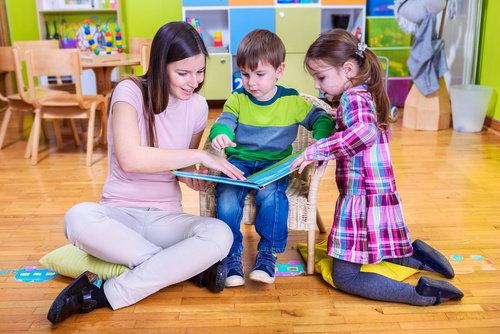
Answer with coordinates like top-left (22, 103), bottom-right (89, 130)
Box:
top-left (0, 107), bottom-right (499, 333)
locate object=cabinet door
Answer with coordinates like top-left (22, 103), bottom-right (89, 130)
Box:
top-left (229, 8), bottom-right (275, 54)
top-left (275, 8), bottom-right (320, 53)
top-left (200, 55), bottom-right (231, 100)
top-left (279, 53), bottom-right (317, 96)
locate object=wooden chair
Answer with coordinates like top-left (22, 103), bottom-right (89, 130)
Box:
top-left (140, 43), bottom-right (151, 73)
top-left (13, 40), bottom-right (76, 93)
top-left (128, 37), bottom-right (153, 75)
top-left (25, 48), bottom-right (106, 166)
top-left (199, 93), bottom-right (331, 274)
top-left (0, 46), bottom-right (68, 154)
top-left (12, 40), bottom-right (76, 139)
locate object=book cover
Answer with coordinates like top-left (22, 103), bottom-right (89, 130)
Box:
top-left (172, 149), bottom-right (304, 190)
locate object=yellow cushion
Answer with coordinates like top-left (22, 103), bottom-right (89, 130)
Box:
top-left (297, 240), bottom-right (419, 288)
top-left (39, 244), bottom-right (129, 280)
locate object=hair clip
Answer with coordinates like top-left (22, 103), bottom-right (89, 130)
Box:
top-left (355, 42), bottom-right (367, 58)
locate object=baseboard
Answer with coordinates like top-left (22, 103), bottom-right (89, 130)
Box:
top-left (484, 115), bottom-right (500, 137)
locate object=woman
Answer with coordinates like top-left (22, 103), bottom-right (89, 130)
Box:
top-left (47, 21), bottom-right (245, 325)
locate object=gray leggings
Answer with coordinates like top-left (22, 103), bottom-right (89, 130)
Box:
top-left (64, 202), bottom-right (232, 310)
top-left (331, 257), bottom-right (435, 306)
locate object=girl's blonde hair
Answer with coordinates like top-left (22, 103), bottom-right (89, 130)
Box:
top-left (305, 29), bottom-right (393, 132)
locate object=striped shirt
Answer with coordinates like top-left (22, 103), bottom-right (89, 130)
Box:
top-left (210, 86), bottom-right (333, 161)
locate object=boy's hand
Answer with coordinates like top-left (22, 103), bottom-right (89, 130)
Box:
top-left (328, 108), bottom-right (337, 121)
top-left (211, 134), bottom-right (236, 151)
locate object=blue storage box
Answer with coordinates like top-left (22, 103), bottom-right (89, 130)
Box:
top-left (367, 0), bottom-right (395, 16)
top-left (233, 72), bottom-right (243, 91)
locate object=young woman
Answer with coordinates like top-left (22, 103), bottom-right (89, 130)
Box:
top-left (47, 21), bottom-right (245, 325)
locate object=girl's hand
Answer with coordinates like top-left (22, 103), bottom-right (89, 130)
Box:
top-left (201, 151), bottom-right (246, 181)
top-left (290, 152), bottom-right (314, 174)
top-left (177, 169), bottom-right (211, 191)
top-left (211, 134), bottom-right (236, 151)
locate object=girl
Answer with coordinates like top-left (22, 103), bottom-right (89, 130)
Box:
top-left (47, 21), bottom-right (245, 324)
top-left (291, 29), bottom-right (463, 306)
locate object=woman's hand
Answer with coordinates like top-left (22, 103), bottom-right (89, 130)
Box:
top-left (177, 168), bottom-right (212, 191)
top-left (211, 134), bottom-right (236, 151)
top-left (201, 151), bottom-right (246, 181)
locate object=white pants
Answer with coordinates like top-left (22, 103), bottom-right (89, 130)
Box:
top-left (64, 202), bottom-right (232, 310)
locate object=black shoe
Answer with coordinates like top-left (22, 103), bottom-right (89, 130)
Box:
top-left (412, 239), bottom-right (455, 278)
top-left (47, 271), bottom-right (99, 324)
top-left (416, 276), bottom-right (464, 305)
top-left (188, 261), bottom-right (227, 293)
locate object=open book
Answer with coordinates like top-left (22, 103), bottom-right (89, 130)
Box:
top-left (172, 149), bottom-right (304, 190)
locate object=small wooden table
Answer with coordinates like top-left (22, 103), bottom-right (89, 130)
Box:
top-left (81, 53), bottom-right (141, 94)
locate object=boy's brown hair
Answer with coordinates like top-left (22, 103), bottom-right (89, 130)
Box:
top-left (236, 29), bottom-right (286, 71)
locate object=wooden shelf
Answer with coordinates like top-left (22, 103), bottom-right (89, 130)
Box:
top-left (39, 8), bottom-right (117, 14)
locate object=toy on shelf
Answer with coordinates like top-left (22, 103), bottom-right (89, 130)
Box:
top-left (80, 16), bottom-right (123, 55)
top-left (60, 22), bottom-right (79, 49)
top-left (186, 18), bottom-right (204, 41)
top-left (214, 31), bottom-right (222, 47)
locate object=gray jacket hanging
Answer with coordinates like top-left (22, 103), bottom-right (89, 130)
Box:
top-left (407, 13), bottom-right (448, 96)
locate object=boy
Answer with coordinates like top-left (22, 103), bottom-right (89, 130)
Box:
top-left (209, 29), bottom-right (333, 287)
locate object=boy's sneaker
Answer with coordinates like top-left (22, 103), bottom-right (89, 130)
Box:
top-left (249, 252), bottom-right (277, 284)
top-left (223, 254), bottom-right (245, 287)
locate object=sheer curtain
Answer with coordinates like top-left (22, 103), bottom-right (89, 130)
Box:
top-left (441, 0), bottom-right (483, 86)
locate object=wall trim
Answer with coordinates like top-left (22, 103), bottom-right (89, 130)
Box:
top-left (484, 116), bottom-right (500, 137)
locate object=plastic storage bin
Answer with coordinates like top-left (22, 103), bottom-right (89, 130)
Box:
top-left (450, 85), bottom-right (493, 132)
top-left (366, 16), bottom-right (413, 47)
top-left (387, 77), bottom-right (412, 107)
top-left (367, 0), bottom-right (394, 16)
top-left (372, 46), bottom-right (411, 77)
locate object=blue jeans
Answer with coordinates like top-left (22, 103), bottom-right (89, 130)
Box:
top-left (215, 158), bottom-right (289, 256)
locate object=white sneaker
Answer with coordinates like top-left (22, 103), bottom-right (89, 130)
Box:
top-left (226, 274), bottom-right (245, 287)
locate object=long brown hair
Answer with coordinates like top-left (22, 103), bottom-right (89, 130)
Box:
top-left (304, 29), bottom-right (393, 132)
top-left (125, 21), bottom-right (208, 147)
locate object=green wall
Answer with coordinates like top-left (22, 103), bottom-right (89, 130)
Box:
top-left (121, 0), bottom-right (182, 45)
top-left (6, 0), bottom-right (38, 42)
top-left (477, 0), bottom-right (499, 121)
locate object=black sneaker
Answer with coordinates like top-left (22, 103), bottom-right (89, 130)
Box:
top-left (188, 261), bottom-right (227, 292)
top-left (412, 239), bottom-right (455, 278)
top-left (416, 276), bottom-right (464, 305)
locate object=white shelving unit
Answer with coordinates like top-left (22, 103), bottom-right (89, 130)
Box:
top-left (34, 0), bottom-right (123, 94)
top-left (182, 0), bottom-right (366, 99)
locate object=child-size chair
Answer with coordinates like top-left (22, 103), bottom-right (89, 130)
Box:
top-left (199, 93), bottom-right (332, 274)
top-left (140, 43), bottom-right (151, 73)
top-left (24, 48), bottom-right (107, 166)
top-left (128, 37), bottom-right (153, 75)
top-left (0, 46), bottom-right (69, 154)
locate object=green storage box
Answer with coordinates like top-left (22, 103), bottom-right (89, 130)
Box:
top-left (366, 16), bottom-right (413, 47)
top-left (372, 46), bottom-right (411, 77)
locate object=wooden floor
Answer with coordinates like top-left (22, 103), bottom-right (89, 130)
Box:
top-left (1, 107), bottom-right (500, 333)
